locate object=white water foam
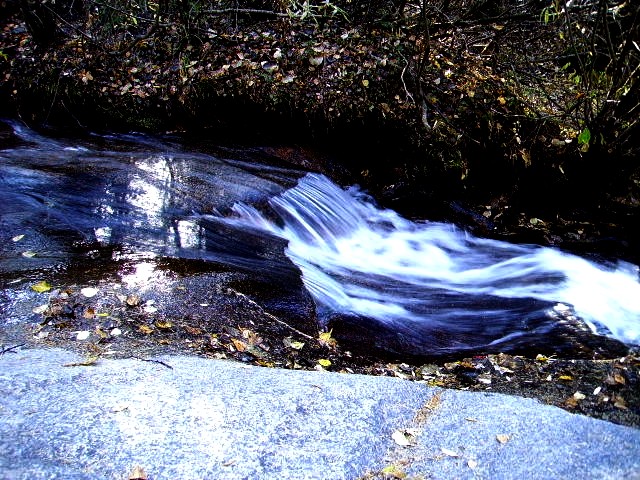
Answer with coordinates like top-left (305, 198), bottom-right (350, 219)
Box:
top-left (224, 173), bottom-right (640, 347)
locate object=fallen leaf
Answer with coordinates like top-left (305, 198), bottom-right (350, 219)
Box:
top-left (558, 375), bottom-right (573, 381)
top-left (95, 327), bottom-right (108, 339)
top-left (21, 250), bottom-right (37, 258)
top-left (64, 355), bottom-right (99, 367)
top-left (496, 434), bottom-right (511, 444)
top-left (283, 337), bottom-right (305, 350)
top-left (76, 331), bottom-right (91, 341)
top-left (183, 325), bottom-right (202, 335)
top-left (614, 397), bottom-right (628, 410)
top-left (32, 304), bottom-right (48, 314)
top-left (81, 287), bottom-right (99, 298)
top-left (138, 325), bottom-right (154, 334)
top-left (441, 447), bottom-right (459, 457)
top-left (231, 338), bottom-right (247, 352)
top-left (468, 459), bottom-right (478, 469)
top-left (391, 429), bottom-right (413, 446)
top-left (605, 372), bottom-right (626, 385)
top-left (318, 330), bottom-right (337, 348)
top-left (83, 307), bottom-right (95, 319)
top-left (12, 234), bottom-right (25, 242)
top-left (573, 391), bottom-right (586, 401)
top-left (129, 465), bottom-right (148, 480)
top-left (380, 464), bottom-right (406, 478)
top-left (155, 320), bottom-right (173, 329)
top-left (126, 294), bottom-right (141, 306)
top-left (317, 358), bottom-right (331, 367)
top-left (31, 281), bottom-right (52, 293)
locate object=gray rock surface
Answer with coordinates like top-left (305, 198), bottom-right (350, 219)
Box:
top-left (1, 348), bottom-right (639, 480)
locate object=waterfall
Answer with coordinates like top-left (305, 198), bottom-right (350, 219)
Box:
top-left (221, 173), bottom-right (640, 351)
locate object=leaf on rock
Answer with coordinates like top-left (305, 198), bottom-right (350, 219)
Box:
top-left (441, 447), bottom-right (459, 457)
top-left (317, 358), bottom-right (331, 367)
top-left (81, 287), bottom-right (99, 298)
top-left (283, 337), bottom-right (305, 350)
top-left (31, 281), bottom-right (52, 293)
top-left (380, 464), bottom-right (407, 479)
top-left (391, 429), bottom-right (413, 446)
top-left (129, 465), bottom-right (148, 480)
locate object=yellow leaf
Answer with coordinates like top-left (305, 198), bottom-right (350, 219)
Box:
top-left (319, 330), bottom-right (337, 348)
top-left (362, 79), bottom-right (369, 87)
top-left (380, 464), bottom-right (406, 479)
top-left (283, 337), bottom-right (305, 350)
top-left (138, 325), bottom-right (154, 334)
top-left (558, 375), bottom-right (573, 381)
top-left (31, 281), bottom-right (52, 293)
top-left (155, 320), bottom-right (173, 329)
top-left (318, 359), bottom-right (331, 367)
top-left (498, 96), bottom-right (506, 105)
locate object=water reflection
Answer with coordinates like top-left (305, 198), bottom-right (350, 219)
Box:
top-left (0, 120), bottom-right (305, 282)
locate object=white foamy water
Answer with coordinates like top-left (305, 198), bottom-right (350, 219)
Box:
top-left (223, 173), bottom-right (640, 348)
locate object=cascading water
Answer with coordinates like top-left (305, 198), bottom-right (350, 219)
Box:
top-left (1, 119), bottom-right (638, 358)
top-left (222, 173), bottom-right (640, 355)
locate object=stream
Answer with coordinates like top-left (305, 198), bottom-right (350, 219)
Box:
top-left (1, 119), bottom-right (638, 358)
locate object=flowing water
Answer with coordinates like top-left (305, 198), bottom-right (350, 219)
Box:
top-left (1, 120), bottom-right (638, 357)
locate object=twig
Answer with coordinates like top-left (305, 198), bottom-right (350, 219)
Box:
top-left (0, 343), bottom-right (26, 356)
top-left (228, 288), bottom-right (316, 341)
top-left (132, 356), bottom-right (174, 369)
